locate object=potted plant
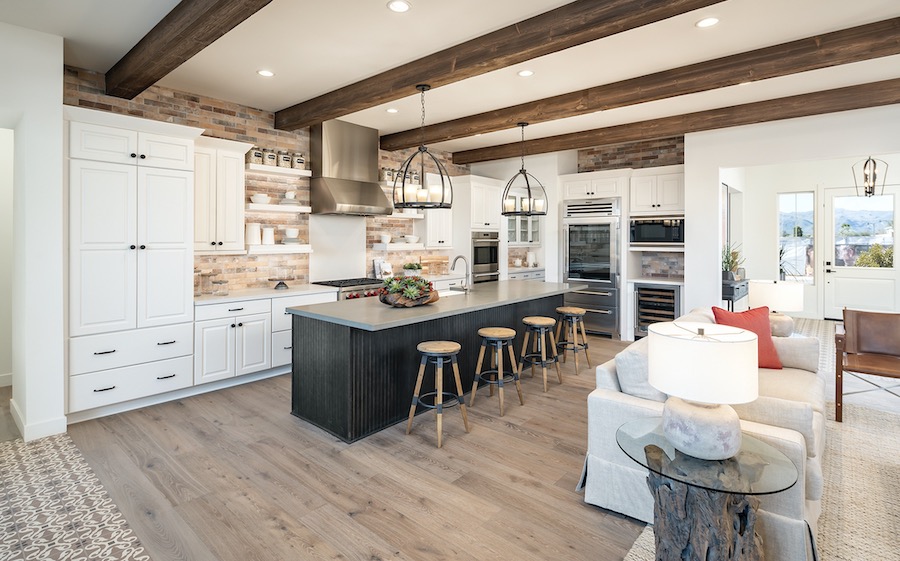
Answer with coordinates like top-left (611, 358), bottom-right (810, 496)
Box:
top-left (402, 262), bottom-right (422, 277)
top-left (379, 275), bottom-right (439, 307)
top-left (722, 243), bottom-right (745, 281)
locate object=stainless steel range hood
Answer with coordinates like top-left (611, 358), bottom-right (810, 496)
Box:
top-left (310, 120), bottom-right (392, 216)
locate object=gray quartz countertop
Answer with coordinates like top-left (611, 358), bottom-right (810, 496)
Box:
top-left (287, 280), bottom-right (586, 331)
top-left (195, 283), bottom-right (338, 306)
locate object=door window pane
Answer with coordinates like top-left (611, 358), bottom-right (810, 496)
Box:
top-left (833, 195), bottom-right (894, 268)
top-left (778, 192), bottom-right (815, 283)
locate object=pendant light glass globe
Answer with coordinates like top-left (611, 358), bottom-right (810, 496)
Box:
top-left (501, 123), bottom-right (547, 216)
top-left (392, 85), bottom-right (453, 210)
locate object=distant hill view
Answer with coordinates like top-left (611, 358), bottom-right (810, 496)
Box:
top-left (779, 209), bottom-right (893, 238)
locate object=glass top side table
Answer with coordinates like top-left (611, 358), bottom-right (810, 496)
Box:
top-left (616, 417), bottom-right (799, 561)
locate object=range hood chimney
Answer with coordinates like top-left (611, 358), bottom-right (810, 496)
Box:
top-left (310, 120), bottom-right (392, 216)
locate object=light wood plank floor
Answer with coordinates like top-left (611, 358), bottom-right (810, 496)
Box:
top-left (68, 335), bottom-right (640, 561)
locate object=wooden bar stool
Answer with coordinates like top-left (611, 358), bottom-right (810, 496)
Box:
top-left (406, 341), bottom-right (470, 448)
top-left (518, 316), bottom-right (563, 392)
top-left (554, 306), bottom-right (592, 375)
top-left (470, 327), bottom-right (524, 416)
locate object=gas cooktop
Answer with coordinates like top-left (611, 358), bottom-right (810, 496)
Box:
top-left (312, 277), bottom-right (384, 288)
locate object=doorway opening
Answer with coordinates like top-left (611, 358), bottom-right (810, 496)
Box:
top-left (1, 128), bottom-right (16, 441)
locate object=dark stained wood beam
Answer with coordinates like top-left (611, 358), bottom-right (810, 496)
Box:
top-left (274, 0), bottom-right (726, 131)
top-left (451, 78), bottom-right (900, 164)
top-left (383, 18), bottom-right (900, 150)
top-left (106, 0), bottom-right (273, 99)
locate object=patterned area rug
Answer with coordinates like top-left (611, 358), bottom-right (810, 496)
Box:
top-left (0, 434), bottom-right (150, 561)
top-left (625, 318), bottom-right (900, 561)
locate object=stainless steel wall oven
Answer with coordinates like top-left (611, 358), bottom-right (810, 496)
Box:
top-left (472, 231), bottom-right (499, 283)
top-left (562, 199), bottom-right (620, 338)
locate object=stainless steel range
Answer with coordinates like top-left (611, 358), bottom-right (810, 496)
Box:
top-left (312, 277), bottom-right (384, 300)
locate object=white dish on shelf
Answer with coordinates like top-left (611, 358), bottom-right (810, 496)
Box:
top-left (250, 194), bottom-right (271, 204)
top-left (282, 238), bottom-right (300, 244)
top-left (403, 235), bottom-right (420, 243)
top-left (285, 228), bottom-right (299, 238)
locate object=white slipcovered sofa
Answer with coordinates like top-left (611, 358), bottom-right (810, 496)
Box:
top-left (580, 308), bottom-right (825, 560)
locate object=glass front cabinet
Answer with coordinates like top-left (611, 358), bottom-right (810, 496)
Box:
top-left (508, 215), bottom-right (541, 246)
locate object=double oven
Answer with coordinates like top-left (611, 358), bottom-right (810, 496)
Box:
top-left (472, 231), bottom-right (499, 283)
top-left (562, 199), bottom-right (620, 338)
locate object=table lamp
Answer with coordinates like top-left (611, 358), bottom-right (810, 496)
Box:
top-left (648, 321), bottom-right (758, 460)
top-left (748, 280), bottom-right (804, 336)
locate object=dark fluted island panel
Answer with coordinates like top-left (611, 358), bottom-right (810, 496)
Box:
top-left (288, 281), bottom-right (583, 442)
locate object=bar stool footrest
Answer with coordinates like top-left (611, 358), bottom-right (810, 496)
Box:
top-left (476, 369), bottom-right (519, 386)
top-left (415, 391), bottom-right (465, 413)
top-left (521, 352), bottom-right (559, 368)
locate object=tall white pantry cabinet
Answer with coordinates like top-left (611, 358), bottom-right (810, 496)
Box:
top-left (66, 107), bottom-right (203, 413)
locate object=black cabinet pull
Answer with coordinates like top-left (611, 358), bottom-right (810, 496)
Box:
top-left (93, 349), bottom-right (116, 355)
top-left (157, 340), bottom-right (176, 346)
top-left (139, 245), bottom-right (146, 250)
top-left (217, 241), bottom-right (223, 245)
top-left (284, 311), bottom-right (290, 315)
top-left (230, 324), bottom-right (236, 328)
top-left (156, 374), bottom-right (176, 380)
top-left (130, 153), bottom-right (137, 158)
top-left (283, 346), bottom-right (292, 350)
top-left (210, 241), bottom-right (216, 246)
top-left (93, 386), bottom-right (116, 392)
top-left (139, 154), bottom-right (146, 159)
top-left (228, 307), bottom-right (243, 312)
top-left (130, 245), bottom-right (136, 250)
top-left (238, 322), bottom-right (243, 327)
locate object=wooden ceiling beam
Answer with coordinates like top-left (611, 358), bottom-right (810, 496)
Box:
top-left (451, 78), bottom-right (900, 164)
top-left (105, 0), bottom-right (273, 99)
top-left (274, 0), bottom-right (726, 131)
top-left (383, 18), bottom-right (900, 150)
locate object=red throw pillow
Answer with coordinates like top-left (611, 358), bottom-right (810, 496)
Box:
top-left (712, 306), bottom-right (783, 369)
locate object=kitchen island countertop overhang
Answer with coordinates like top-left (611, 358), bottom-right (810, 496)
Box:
top-left (288, 280), bottom-right (588, 442)
top-left (285, 280), bottom-right (587, 331)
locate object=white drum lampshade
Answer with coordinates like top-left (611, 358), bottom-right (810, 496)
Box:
top-left (648, 321), bottom-right (758, 460)
top-left (749, 280), bottom-right (804, 336)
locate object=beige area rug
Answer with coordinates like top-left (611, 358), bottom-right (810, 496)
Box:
top-left (624, 404), bottom-right (900, 561)
top-left (0, 434), bottom-right (150, 561)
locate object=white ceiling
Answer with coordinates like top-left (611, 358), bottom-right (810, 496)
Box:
top-left (1, 0), bottom-right (898, 154)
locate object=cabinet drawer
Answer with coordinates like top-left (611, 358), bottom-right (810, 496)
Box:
top-left (69, 323), bottom-right (193, 375)
top-left (272, 330), bottom-right (293, 367)
top-left (566, 288), bottom-right (618, 308)
top-left (69, 355), bottom-right (193, 412)
top-left (431, 278), bottom-right (465, 292)
top-left (271, 292), bottom-right (337, 332)
top-left (195, 299), bottom-right (270, 321)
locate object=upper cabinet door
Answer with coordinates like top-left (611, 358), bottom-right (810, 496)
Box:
top-left (654, 173), bottom-right (685, 213)
top-left (70, 122), bottom-right (139, 166)
top-left (137, 167), bottom-right (194, 328)
top-left (470, 183), bottom-right (501, 230)
top-left (69, 160), bottom-right (138, 336)
top-left (193, 147), bottom-right (217, 251)
top-left (215, 149), bottom-right (246, 251)
top-left (630, 176), bottom-right (657, 212)
top-left (138, 132), bottom-right (194, 171)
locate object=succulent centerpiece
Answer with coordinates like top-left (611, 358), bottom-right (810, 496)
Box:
top-left (378, 275), bottom-right (439, 307)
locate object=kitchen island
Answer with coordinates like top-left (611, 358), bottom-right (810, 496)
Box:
top-left (287, 280), bottom-right (583, 442)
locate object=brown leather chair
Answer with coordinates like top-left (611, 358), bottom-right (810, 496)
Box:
top-left (835, 308), bottom-right (900, 421)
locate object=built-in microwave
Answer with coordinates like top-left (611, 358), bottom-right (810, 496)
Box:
top-left (630, 217), bottom-right (684, 246)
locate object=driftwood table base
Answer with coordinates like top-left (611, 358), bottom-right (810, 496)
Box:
top-left (646, 445), bottom-right (763, 561)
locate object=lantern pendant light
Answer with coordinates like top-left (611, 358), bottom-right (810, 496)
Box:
top-left (392, 84), bottom-right (453, 209)
top-left (852, 156), bottom-right (888, 197)
top-left (501, 123), bottom-right (547, 216)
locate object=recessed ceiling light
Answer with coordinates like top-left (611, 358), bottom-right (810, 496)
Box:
top-left (257, 69), bottom-right (274, 77)
top-left (517, 69), bottom-right (534, 77)
top-left (695, 17), bottom-right (719, 28)
top-left (386, 108), bottom-right (399, 114)
top-left (387, 0), bottom-right (411, 13)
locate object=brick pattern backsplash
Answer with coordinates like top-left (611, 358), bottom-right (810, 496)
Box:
top-left (640, 251), bottom-right (685, 278)
top-left (578, 136), bottom-right (684, 172)
top-left (64, 65), bottom-right (469, 290)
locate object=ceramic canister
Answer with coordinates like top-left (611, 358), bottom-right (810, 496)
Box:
top-left (245, 223), bottom-right (262, 245)
top-left (261, 227), bottom-right (275, 245)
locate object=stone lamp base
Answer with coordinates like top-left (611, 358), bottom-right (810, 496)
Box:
top-left (769, 312), bottom-right (794, 337)
top-left (662, 397), bottom-right (742, 460)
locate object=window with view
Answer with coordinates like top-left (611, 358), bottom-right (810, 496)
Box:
top-left (833, 194), bottom-right (894, 268)
top-left (778, 192), bottom-right (815, 284)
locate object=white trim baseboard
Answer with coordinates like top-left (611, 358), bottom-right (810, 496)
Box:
top-left (10, 397), bottom-right (67, 442)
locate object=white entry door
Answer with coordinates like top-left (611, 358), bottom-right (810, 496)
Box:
top-left (823, 187), bottom-right (898, 319)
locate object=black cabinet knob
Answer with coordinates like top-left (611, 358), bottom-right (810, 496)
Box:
top-left (129, 245), bottom-right (136, 250)
top-left (217, 241), bottom-right (223, 245)
top-left (130, 153), bottom-right (137, 158)
top-left (231, 324), bottom-right (236, 328)
top-left (210, 242), bottom-right (216, 246)
top-left (139, 154), bottom-right (146, 159)
top-left (139, 245), bottom-right (146, 250)
top-left (238, 322), bottom-right (243, 327)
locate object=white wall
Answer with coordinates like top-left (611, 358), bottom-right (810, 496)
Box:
top-left (684, 104), bottom-right (900, 313)
top-left (0, 129), bottom-right (12, 385)
top-left (0, 22), bottom-right (65, 440)
top-left (471, 151), bottom-right (577, 282)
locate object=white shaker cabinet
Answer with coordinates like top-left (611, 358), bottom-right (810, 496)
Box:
top-left (194, 137), bottom-right (252, 253)
top-left (629, 167), bottom-right (684, 214)
top-left (470, 182), bottom-right (502, 230)
top-left (562, 173), bottom-right (628, 200)
top-left (70, 121), bottom-right (194, 171)
top-left (424, 208), bottom-right (454, 249)
top-left (270, 292), bottom-right (337, 367)
top-left (69, 161), bottom-right (194, 336)
top-left (194, 300), bottom-right (272, 385)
